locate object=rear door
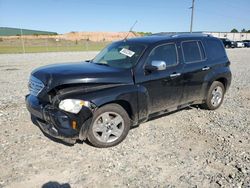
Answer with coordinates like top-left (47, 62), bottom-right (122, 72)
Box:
top-left (180, 40), bottom-right (211, 104)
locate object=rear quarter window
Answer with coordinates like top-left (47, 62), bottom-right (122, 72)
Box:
top-left (206, 39), bottom-right (226, 60)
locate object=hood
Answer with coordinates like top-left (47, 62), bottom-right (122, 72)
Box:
top-left (31, 61), bottom-right (134, 90)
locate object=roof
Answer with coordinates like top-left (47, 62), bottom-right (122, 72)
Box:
top-left (125, 33), bottom-right (214, 44)
top-left (0, 27), bottom-right (57, 36)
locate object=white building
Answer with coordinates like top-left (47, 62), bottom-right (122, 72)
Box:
top-left (204, 32), bottom-right (250, 41)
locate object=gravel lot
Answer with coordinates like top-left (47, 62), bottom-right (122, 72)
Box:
top-left (0, 49), bottom-right (249, 188)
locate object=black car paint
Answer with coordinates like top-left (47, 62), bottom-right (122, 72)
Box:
top-left (26, 34), bottom-right (232, 143)
top-left (32, 62), bottom-right (134, 92)
top-left (220, 38), bottom-right (235, 48)
top-left (242, 40), bottom-right (250, 48)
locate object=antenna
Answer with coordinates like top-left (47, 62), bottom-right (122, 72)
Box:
top-left (124, 20), bottom-right (138, 41)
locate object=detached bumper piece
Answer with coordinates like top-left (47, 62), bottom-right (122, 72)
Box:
top-left (26, 95), bottom-right (91, 144)
top-left (36, 118), bottom-right (77, 144)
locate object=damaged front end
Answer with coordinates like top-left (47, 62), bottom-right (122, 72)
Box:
top-left (26, 92), bottom-right (96, 144)
top-left (26, 62), bottom-right (133, 144)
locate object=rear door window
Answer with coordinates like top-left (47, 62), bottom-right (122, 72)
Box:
top-left (182, 41), bottom-right (206, 63)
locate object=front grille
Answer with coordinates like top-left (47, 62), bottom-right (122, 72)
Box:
top-left (28, 76), bottom-right (45, 96)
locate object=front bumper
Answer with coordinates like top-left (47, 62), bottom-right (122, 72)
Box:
top-left (25, 95), bottom-right (92, 144)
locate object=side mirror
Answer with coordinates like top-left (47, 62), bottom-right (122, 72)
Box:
top-left (151, 60), bottom-right (167, 71)
top-left (145, 60), bottom-right (167, 72)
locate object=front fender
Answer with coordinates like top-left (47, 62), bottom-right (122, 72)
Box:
top-left (84, 84), bottom-right (150, 124)
top-left (53, 84), bottom-right (150, 140)
top-left (81, 85), bottom-right (140, 121)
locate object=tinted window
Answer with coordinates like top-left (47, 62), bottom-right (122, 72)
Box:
top-left (206, 39), bottom-right (226, 60)
top-left (92, 42), bottom-right (146, 69)
top-left (147, 43), bottom-right (178, 67)
top-left (198, 41), bottom-right (206, 60)
top-left (182, 41), bottom-right (204, 63)
top-left (104, 47), bottom-right (127, 61)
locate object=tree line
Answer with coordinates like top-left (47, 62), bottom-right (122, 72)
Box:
top-left (231, 28), bottom-right (250, 33)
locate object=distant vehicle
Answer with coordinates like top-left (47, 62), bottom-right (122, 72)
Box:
top-left (242, 40), bottom-right (250, 48)
top-left (220, 38), bottom-right (235, 48)
top-left (26, 34), bottom-right (232, 147)
top-left (235, 41), bottom-right (245, 48)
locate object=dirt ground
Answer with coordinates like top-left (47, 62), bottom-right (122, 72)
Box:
top-left (0, 49), bottom-right (249, 188)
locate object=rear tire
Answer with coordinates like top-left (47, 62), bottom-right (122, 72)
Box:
top-left (201, 81), bottom-right (225, 110)
top-left (87, 103), bottom-right (131, 148)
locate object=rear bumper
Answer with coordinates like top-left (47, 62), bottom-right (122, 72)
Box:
top-left (25, 95), bottom-right (92, 144)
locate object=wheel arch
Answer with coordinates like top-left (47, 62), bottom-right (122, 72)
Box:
top-left (215, 77), bottom-right (228, 89)
top-left (205, 66), bottom-right (231, 95)
top-left (99, 100), bottom-right (135, 122)
top-left (206, 76), bottom-right (229, 96)
top-left (79, 98), bottom-right (137, 141)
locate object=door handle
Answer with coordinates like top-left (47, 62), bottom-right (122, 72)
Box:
top-left (202, 66), bottom-right (210, 71)
top-left (170, 73), bottom-right (181, 78)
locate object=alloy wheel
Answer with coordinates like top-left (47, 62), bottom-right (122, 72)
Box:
top-left (92, 112), bottom-right (124, 143)
top-left (211, 86), bottom-right (223, 107)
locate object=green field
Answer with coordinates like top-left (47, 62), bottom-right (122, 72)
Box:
top-left (0, 38), bottom-right (110, 54)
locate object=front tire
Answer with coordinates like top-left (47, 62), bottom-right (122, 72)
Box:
top-left (87, 104), bottom-right (131, 148)
top-left (201, 81), bottom-right (225, 110)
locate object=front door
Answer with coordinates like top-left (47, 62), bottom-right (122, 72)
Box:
top-left (135, 42), bottom-right (184, 114)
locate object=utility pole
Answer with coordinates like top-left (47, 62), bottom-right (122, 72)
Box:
top-left (190, 0), bottom-right (195, 33)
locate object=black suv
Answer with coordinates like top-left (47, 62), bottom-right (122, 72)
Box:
top-left (26, 34), bottom-right (232, 147)
top-left (220, 38), bottom-right (235, 48)
top-left (242, 40), bottom-right (250, 48)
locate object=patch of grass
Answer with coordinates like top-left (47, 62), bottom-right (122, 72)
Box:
top-left (0, 39), bottom-right (109, 54)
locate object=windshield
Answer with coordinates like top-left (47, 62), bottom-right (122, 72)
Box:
top-left (92, 41), bottom-right (146, 69)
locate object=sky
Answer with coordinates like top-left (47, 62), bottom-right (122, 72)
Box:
top-left (0, 0), bottom-right (250, 34)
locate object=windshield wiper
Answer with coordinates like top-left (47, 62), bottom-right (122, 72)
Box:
top-left (85, 59), bottom-right (93, 63)
top-left (94, 63), bottom-right (110, 67)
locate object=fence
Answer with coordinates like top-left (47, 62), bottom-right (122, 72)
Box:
top-left (0, 36), bottom-right (110, 54)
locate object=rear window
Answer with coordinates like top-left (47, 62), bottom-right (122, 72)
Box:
top-left (182, 41), bottom-right (206, 63)
top-left (206, 39), bottom-right (226, 60)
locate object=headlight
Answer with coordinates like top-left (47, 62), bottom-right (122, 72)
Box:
top-left (59, 99), bottom-right (90, 114)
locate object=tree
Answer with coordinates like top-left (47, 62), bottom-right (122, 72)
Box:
top-left (241, 28), bottom-right (246, 33)
top-left (231, 28), bottom-right (238, 33)
top-left (136, 31), bottom-right (152, 36)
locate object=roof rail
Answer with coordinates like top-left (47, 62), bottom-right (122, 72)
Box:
top-left (152, 32), bottom-right (213, 37)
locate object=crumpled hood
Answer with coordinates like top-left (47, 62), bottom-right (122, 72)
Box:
top-left (31, 61), bottom-right (134, 91)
